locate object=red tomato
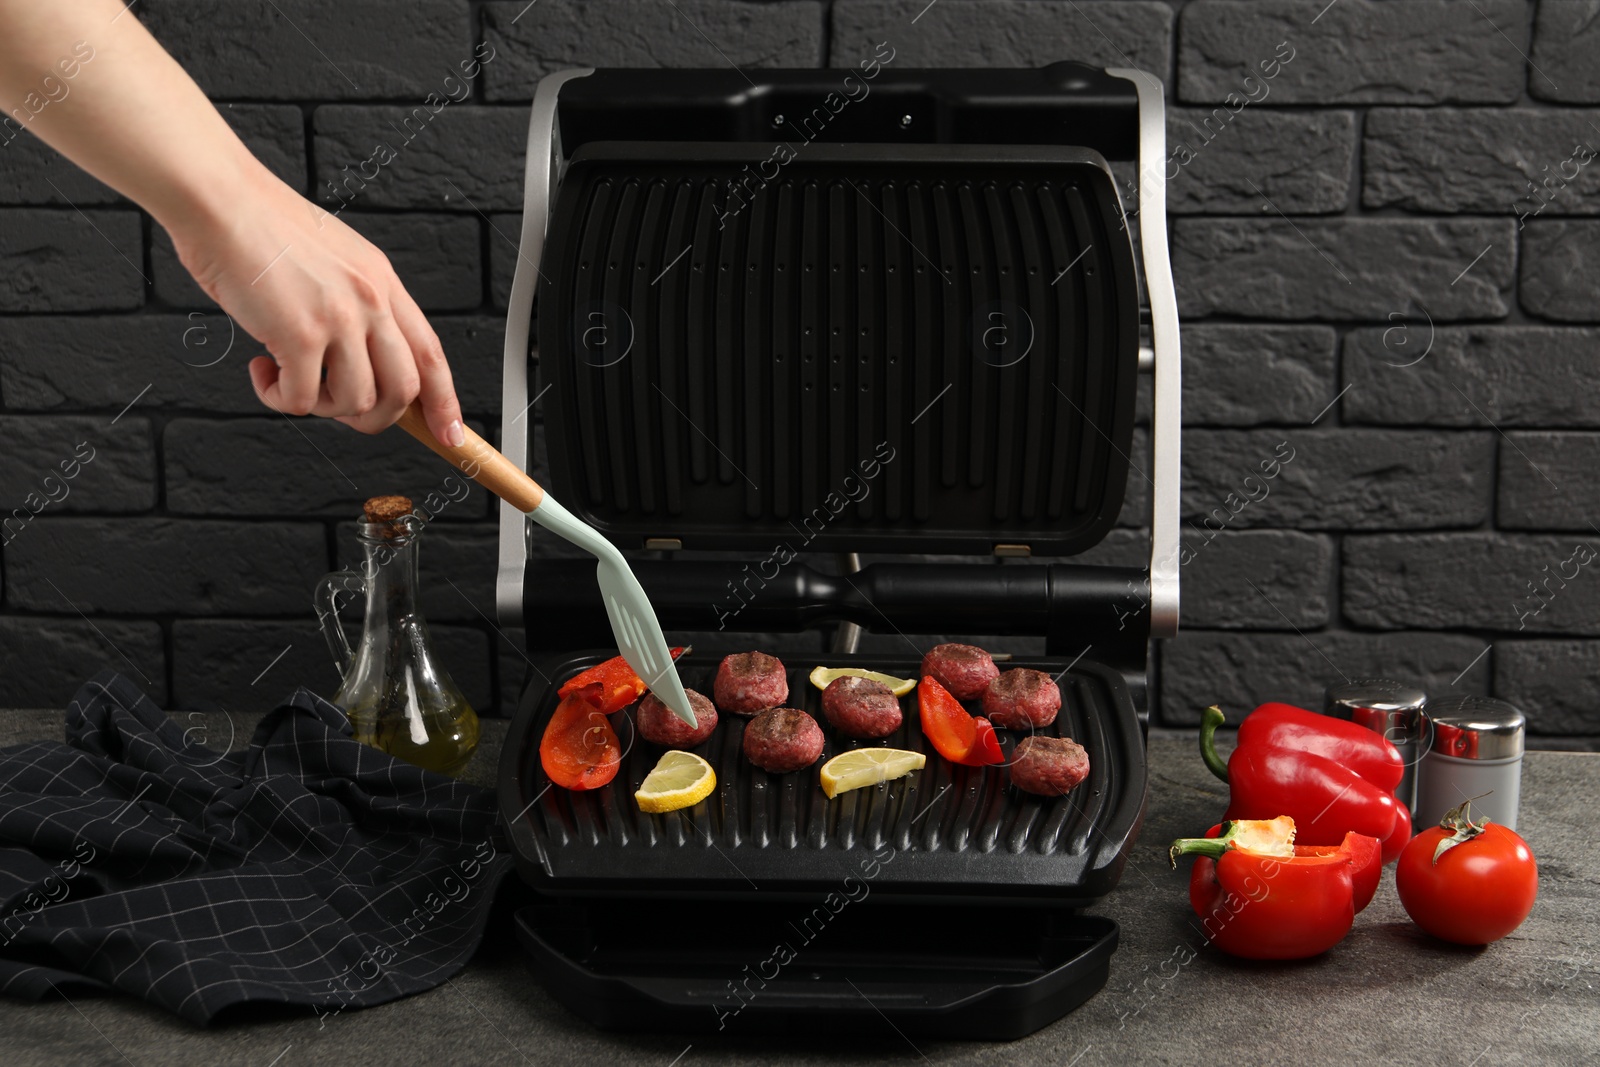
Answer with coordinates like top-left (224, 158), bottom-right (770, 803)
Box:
top-left (1396, 818), bottom-right (1537, 945)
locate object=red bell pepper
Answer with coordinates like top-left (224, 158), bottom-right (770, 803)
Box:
top-left (1202, 705), bottom-right (1411, 863)
top-left (557, 646), bottom-right (690, 714)
top-left (918, 677), bottom-right (1002, 766)
top-left (1170, 817), bottom-right (1382, 960)
top-left (1238, 702), bottom-right (1405, 792)
top-left (540, 686), bottom-right (622, 791)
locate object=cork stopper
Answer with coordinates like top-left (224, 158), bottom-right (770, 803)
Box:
top-left (363, 495), bottom-right (415, 538)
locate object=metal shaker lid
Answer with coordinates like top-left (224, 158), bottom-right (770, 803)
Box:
top-left (1323, 679), bottom-right (1428, 739)
top-left (1424, 695), bottom-right (1526, 760)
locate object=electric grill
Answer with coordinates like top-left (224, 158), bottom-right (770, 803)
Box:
top-left (493, 62), bottom-right (1181, 1040)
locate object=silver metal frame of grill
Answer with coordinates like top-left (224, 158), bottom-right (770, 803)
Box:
top-left (494, 66), bottom-right (1181, 639)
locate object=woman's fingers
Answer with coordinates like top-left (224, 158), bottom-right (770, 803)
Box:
top-left (249, 351), bottom-right (333, 416)
top-left (391, 286), bottom-right (465, 446)
top-left (319, 336), bottom-right (378, 418)
top-left (337, 319), bottom-right (419, 434)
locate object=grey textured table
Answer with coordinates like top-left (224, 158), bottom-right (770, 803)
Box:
top-left (0, 708), bottom-right (1595, 1067)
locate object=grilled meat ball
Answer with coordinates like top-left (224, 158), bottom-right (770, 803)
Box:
top-left (982, 669), bottom-right (1062, 730)
top-left (742, 707), bottom-right (824, 772)
top-left (713, 651), bottom-right (789, 715)
top-left (821, 676), bottom-right (904, 739)
top-left (1008, 735), bottom-right (1091, 796)
top-left (920, 643), bottom-right (999, 700)
top-left (636, 688), bottom-right (718, 749)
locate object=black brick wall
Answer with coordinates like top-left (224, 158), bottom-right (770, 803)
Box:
top-left (0, 1), bottom-right (1596, 747)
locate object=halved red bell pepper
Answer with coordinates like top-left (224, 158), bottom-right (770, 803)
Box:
top-left (540, 685), bottom-right (622, 791)
top-left (557, 646), bottom-right (690, 714)
top-left (1202, 705), bottom-right (1410, 863)
top-left (1169, 817), bottom-right (1382, 960)
top-left (918, 677), bottom-right (1002, 766)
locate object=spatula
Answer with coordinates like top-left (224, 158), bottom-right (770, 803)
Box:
top-left (393, 402), bottom-right (698, 727)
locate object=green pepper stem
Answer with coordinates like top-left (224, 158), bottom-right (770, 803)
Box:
top-left (1199, 705), bottom-right (1230, 783)
top-left (1169, 821), bottom-right (1239, 868)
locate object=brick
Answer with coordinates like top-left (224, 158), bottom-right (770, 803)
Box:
top-left (0, 416), bottom-right (156, 515)
top-left (1172, 219), bottom-right (1514, 321)
top-left (1344, 327), bottom-right (1600, 428)
top-left (829, 1), bottom-right (1168, 75)
top-left (1158, 631), bottom-right (1490, 727)
top-left (1521, 221), bottom-right (1600, 322)
top-left (1168, 109), bottom-right (1352, 214)
top-left (151, 213), bottom-right (483, 312)
top-left (0, 618), bottom-right (167, 707)
top-left (1182, 325), bottom-right (1337, 426)
top-left (6, 518), bottom-right (326, 614)
top-left (1183, 429), bottom-right (1491, 530)
top-left (1495, 641), bottom-right (1600, 734)
top-left (313, 106), bottom-right (528, 212)
top-left (172, 618), bottom-right (491, 714)
top-left (163, 417), bottom-right (494, 519)
top-left (489, 213), bottom-right (523, 310)
top-left (1177, 0), bottom-right (1525, 105)
top-left (139, 0), bottom-right (474, 100)
top-left (0, 209), bottom-right (143, 311)
top-left (431, 317), bottom-right (507, 419)
top-left (1364, 109), bottom-right (1600, 214)
top-left (0, 103), bottom-right (307, 205)
top-left (1530, 0), bottom-right (1600, 103)
top-left (347, 214), bottom-right (483, 310)
top-left (1344, 534), bottom-right (1600, 633)
top-left (0, 314), bottom-right (258, 413)
top-left (1497, 433), bottom-right (1600, 531)
top-left (483, 0), bottom-right (824, 101)
top-left (1179, 530), bottom-right (1331, 629)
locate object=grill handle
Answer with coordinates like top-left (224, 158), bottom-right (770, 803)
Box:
top-left (521, 559), bottom-right (1149, 650)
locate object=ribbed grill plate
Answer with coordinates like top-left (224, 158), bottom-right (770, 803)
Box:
top-left (538, 144), bottom-right (1140, 555)
top-left (500, 654), bottom-right (1147, 903)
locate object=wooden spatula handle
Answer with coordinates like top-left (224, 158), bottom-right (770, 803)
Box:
top-left (395, 401), bottom-right (545, 513)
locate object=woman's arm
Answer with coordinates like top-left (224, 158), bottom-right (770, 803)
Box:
top-left (0, 0), bottom-right (466, 445)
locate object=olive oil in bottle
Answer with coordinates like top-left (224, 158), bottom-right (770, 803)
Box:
top-left (314, 495), bottom-right (481, 777)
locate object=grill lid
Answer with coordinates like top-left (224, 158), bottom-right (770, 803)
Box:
top-left (537, 143), bottom-right (1139, 555)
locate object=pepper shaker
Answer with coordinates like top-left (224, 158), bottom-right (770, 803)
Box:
top-left (1414, 695), bottom-right (1525, 833)
top-left (1323, 679), bottom-right (1428, 813)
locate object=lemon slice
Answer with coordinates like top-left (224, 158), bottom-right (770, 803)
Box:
top-left (635, 751), bottom-right (717, 813)
top-left (819, 748), bottom-right (926, 799)
top-left (808, 666), bottom-right (918, 697)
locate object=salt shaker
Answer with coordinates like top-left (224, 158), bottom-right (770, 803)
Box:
top-left (1323, 679), bottom-right (1428, 813)
top-left (1414, 695), bottom-right (1525, 832)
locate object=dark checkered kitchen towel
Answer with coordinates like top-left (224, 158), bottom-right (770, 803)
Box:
top-left (0, 669), bottom-right (512, 1026)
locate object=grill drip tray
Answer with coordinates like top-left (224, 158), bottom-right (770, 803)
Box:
top-left (500, 653), bottom-right (1147, 906)
top-left (515, 900), bottom-right (1118, 1040)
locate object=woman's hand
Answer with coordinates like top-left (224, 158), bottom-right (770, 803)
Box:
top-left (168, 168), bottom-right (465, 443)
top-left (0, 0), bottom-right (466, 446)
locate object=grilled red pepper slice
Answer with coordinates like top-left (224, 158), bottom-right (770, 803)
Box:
top-left (557, 646), bottom-right (690, 714)
top-left (1202, 705), bottom-right (1408, 863)
top-left (1239, 702), bottom-right (1405, 791)
top-left (540, 686), bottom-right (622, 791)
top-left (1170, 818), bottom-right (1382, 960)
top-left (969, 717), bottom-right (1004, 766)
top-left (918, 677), bottom-right (1002, 766)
